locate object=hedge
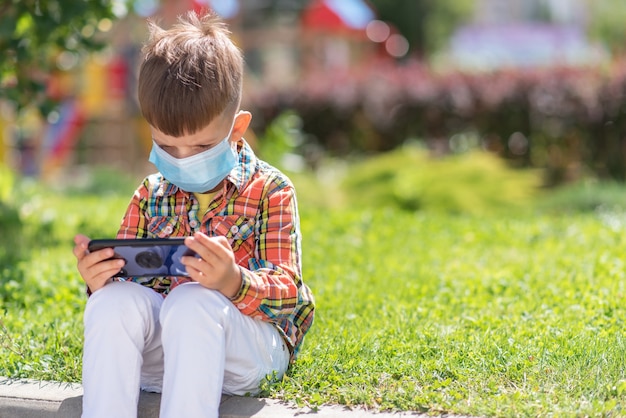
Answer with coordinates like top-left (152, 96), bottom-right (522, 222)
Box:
top-left (246, 59), bottom-right (626, 185)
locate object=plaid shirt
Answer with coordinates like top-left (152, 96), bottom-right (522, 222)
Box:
top-left (116, 139), bottom-right (315, 356)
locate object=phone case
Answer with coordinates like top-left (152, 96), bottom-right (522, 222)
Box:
top-left (87, 238), bottom-right (197, 278)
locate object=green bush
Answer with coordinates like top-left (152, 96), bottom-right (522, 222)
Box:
top-left (61, 166), bottom-right (141, 197)
top-left (340, 145), bottom-right (542, 215)
top-left (256, 111), bottom-right (304, 170)
top-left (535, 180), bottom-right (626, 214)
top-left (0, 165), bottom-right (23, 263)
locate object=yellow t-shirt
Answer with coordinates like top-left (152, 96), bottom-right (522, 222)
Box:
top-left (193, 191), bottom-right (217, 216)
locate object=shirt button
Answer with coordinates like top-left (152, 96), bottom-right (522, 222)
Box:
top-left (164, 225), bottom-right (173, 234)
top-left (230, 225), bottom-right (239, 234)
top-left (190, 220), bottom-right (198, 228)
top-left (237, 303), bottom-right (246, 309)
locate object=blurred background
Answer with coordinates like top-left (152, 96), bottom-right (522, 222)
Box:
top-left (0, 0), bottom-right (625, 192)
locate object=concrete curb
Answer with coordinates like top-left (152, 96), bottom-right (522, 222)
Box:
top-left (0, 377), bottom-right (426, 417)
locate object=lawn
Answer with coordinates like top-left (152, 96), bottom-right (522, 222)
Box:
top-left (1, 164), bottom-right (626, 417)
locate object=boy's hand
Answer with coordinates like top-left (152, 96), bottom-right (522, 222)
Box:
top-left (73, 234), bottom-right (125, 293)
top-left (182, 232), bottom-right (242, 298)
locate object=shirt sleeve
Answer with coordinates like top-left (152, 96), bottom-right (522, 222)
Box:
top-left (229, 181), bottom-right (315, 352)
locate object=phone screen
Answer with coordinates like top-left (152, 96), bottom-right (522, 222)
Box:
top-left (88, 238), bottom-right (197, 278)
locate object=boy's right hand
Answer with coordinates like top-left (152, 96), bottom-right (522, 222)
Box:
top-left (73, 234), bottom-right (125, 293)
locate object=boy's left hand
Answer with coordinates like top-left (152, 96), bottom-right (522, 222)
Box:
top-left (182, 232), bottom-right (242, 298)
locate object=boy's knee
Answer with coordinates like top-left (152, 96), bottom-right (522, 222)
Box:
top-left (84, 281), bottom-right (160, 326)
top-left (160, 283), bottom-right (231, 325)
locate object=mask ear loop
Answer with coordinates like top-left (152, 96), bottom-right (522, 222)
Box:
top-left (225, 117), bottom-right (236, 143)
top-left (228, 109), bottom-right (250, 143)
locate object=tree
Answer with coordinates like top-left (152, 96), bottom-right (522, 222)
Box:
top-left (367, 0), bottom-right (474, 58)
top-left (0, 0), bottom-right (127, 115)
top-left (587, 0), bottom-right (626, 55)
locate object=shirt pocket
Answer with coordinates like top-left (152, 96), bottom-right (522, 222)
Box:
top-left (209, 216), bottom-right (255, 253)
top-left (148, 216), bottom-right (183, 238)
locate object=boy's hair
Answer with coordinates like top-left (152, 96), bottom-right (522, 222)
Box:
top-left (138, 11), bottom-right (243, 136)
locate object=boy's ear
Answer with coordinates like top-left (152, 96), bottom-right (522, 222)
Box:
top-left (230, 111), bottom-right (252, 142)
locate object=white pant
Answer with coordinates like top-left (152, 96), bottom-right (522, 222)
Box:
top-left (82, 281), bottom-right (290, 418)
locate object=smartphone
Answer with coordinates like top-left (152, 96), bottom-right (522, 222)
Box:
top-left (87, 238), bottom-right (197, 278)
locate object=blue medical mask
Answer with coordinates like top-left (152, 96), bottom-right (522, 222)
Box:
top-left (148, 126), bottom-right (238, 193)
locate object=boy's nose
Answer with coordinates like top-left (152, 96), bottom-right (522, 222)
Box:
top-left (169, 148), bottom-right (199, 159)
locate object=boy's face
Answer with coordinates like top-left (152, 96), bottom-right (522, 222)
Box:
top-left (151, 111), bottom-right (251, 159)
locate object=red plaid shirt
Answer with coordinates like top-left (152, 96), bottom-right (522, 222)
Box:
top-left (116, 139), bottom-right (314, 356)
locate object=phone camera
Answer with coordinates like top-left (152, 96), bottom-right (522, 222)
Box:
top-left (135, 251), bottom-right (163, 269)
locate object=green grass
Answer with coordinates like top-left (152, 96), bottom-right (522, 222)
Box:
top-left (292, 208), bottom-right (626, 416)
top-left (2, 163), bottom-right (626, 416)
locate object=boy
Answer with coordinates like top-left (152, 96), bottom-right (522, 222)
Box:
top-left (72, 10), bottom-right (315, 418)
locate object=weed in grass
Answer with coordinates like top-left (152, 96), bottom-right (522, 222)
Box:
top-left (0, 317), bottom-right (24, 357)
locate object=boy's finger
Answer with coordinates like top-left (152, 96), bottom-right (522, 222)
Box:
top-left (191, 232), bottom-right (214, 248)
top-left (194, 234), bottom-right (232, 257)
top-left (79, 250), bottom-right (119, 276)
top-left (85, 259), bottom-right (125, 280)
top-left (74, 234), bottom-right (90, 246)
top-left (73, 236), bottom-right (90, 258)
top-left (183, 265), bottom-right (203, 283)
top-left (73, 244), bottom-right (87, 259)
top-left (215, 235), bottom-right (232, 250)
top-left (185, 234), bottom-right (217, 258)
top-left (87, 247), bottom-right (116, 263)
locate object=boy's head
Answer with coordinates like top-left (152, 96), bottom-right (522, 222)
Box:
top-left (138, 11), bottom-right (244, 137)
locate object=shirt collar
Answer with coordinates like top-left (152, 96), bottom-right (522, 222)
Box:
top-left (156, 138), bottom-right (257, 197)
